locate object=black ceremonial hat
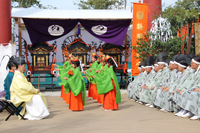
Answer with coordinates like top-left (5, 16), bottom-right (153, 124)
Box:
top-left (192, 55), bottom-right (200, 64)
top-left (13, 56), bottom-right (26, 66)
top-left (154, 57), bottom-right (158, 65)
top-left (145, 56), bottom-right (156, 66)
top-left (157, 52), bottom-right (168, 64)
top-left (171, 55), bottom-right (178, 62)
top-left (169, 55), bottom-right (178, 64)
top-left (178, 59), bottom-right (188, 68)
top-left (166, 59), bottom-right (170, 65)
top-left (187, 53), bottom-right (195, 59)
top-left (140, 61), bottom-right (146, 67)
top-left (185, 57), bottom-right (192, 66)
top-left (7, 56), bottom-right (16, 69)
top-left (175, 54), bottom-right (186, 63)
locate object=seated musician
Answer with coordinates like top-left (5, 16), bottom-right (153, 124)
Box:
top-left (10, 57), bottom-right (49, 120)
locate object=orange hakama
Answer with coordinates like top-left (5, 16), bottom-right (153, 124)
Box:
top-left (97, 94), bottom-right (104, 104)
top-left (91, 83), bottom-right (98, 100)
top-left (60, 85), bottom-right (64, 98)
top-left (69, 91), bottom-right (84, 111)
top-left (61, 85), bottom-right (69, 104)
top-left (88, 83), bottom-right (98, 100)
top-left (88, 83), bottom-right (93, 98)
top-left (96, 84), bottom-right (104, 104)
top-left (103, 80), bottom-right (118, 110)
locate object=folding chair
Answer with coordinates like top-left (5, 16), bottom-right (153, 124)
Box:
top-left (0, 100), bottom-right (6, 112)
top-left (0, 98), bottom-right (25, 121)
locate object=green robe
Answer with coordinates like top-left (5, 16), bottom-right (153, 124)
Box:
top-left (85, 61), bottom-right (99, 84)
top-left (58, 61), bottom-right (70, 74)
top-left (57, 61), bottom-right (71, 85)
top-left (100, 64), bottom-right (108, 75)
top-left (96, 62), bottom-right (102, 70)
top-left (95, 65), bottom-right (108, 91)
top-left (95, 64), bottom-right (108, 76)
top-left (92, 62), bottom-right (103, 79)
top-left (58, 64), bottom-right (74, 86)
top-left (64, 67), bottom-right (86, 106)
top-left (95, 66), bottom-right (121, 104)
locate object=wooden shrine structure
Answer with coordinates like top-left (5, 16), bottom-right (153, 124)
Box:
top-left (25, 42), bottom-right (57, 91)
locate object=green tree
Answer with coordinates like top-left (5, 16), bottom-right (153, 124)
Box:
top-left (74, 0), bottom-right (125, 9)
top-left (42, 5), bottom-right (57, 9)
top-left (161, 0), bottom-right (199, 54)
top-left (11, 0), bottom-right (57, 9)
top-left (133, 16), bottom-right (184, 61)
top-left (11, 0), bottom-right (42, 8)
top-left (162, 0), bottom-right (200, 35)
top-left (133, 0), bottom-right (199, 61)
top-left (133, 34), bottom-right (183, 61)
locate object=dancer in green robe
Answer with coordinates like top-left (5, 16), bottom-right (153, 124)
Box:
top-left (94, 55), bottom-right (109, 104)
top-left (54, 53), bottom-right (73, 86)
top-left (95, 56), bottom-right (121, 110)
top-left (63, 57), bottom-right (86, 111)
top-left (84, 52), bottom-right (99, 100)
top-left (85, 53), bottom-right (98, 84)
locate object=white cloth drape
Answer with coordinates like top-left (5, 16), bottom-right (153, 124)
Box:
top-left (150, 16), bottom-right (173, 45)
top-left (24, 95), bottom-right (49, 120)
top-left (0, 44), bottom-right (16, 91)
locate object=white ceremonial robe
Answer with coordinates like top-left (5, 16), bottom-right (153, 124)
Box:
top-left (10, 70), bottom-right (49, 120)
top-left (24, 95), bottom-right (49, 120)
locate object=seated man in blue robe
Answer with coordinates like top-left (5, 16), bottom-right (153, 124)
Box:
top-left (4, 56), bottom-right (16, 100)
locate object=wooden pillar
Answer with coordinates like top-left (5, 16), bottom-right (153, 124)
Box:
top-left (18, 18), bottom-right (22, 56)
top-left (0, 0), bottom-right (11, 44)
top-left (143, 0), bottom-right (162, 30)
top-left (186, 18), bottom-right (192, 54)
top-left (124, 20), bottom-right (132, 62)
top-left (124, 34), bottom-right (127, 61)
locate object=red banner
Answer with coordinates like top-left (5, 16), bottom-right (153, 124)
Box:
top-left (131, 3), bottom-right (149, 76)
top-left (180, 24), bottom-right (189, 53)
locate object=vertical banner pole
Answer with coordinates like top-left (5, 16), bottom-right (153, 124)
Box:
top-left (18, 18), bottom-right (22, 56)
top-left (131, 2), bottom-right (149, 76)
